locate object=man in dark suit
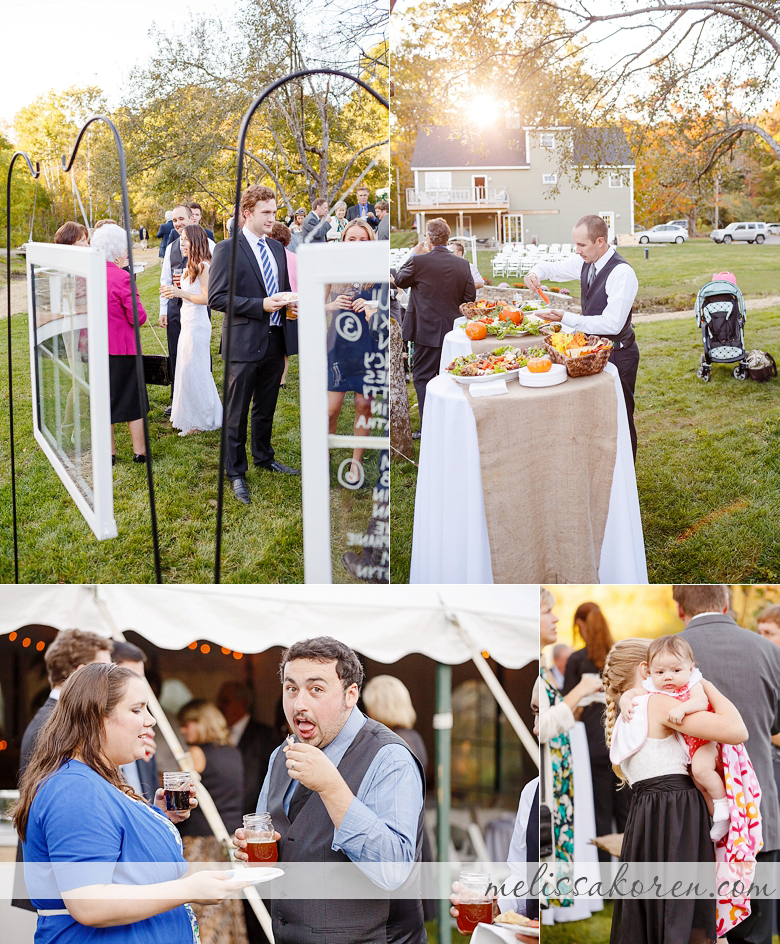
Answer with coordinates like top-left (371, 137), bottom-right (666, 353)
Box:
top-left (375, 201), bottom-right (390, 240)
top-left (395, 217), bottom-right (476, 424)
top-left (13, 629), bottom-right (113, 912)
top-left (187, 201), bottom-right (215, 241)
top-left (159, 204), bottom-right (195, 416)
top-left (676, 584), bottom-right (780, 944)
top-left (112, 640), bottom-right (158, 801)
top-left (346, 186), bottom-right (378, 229)
top-left (301, 198), bottom-right (330, 243)
top-left (208, 183), bottom-right (299, 505)
top-left (156, 211), bottom-right (175, 257)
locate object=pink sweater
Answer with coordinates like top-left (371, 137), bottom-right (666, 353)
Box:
top-left (285, 248), bottom-right (298, 292)
top-left (106, 261), bottom-right (147, 355)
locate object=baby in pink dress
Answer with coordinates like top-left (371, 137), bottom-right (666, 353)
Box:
top-left (621, 634), bottom-right (730, 841)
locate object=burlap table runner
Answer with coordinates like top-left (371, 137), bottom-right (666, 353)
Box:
top-left (464, 370), bottom-right (618, 583)
top-left (469, 332), bottom-right (549, 357)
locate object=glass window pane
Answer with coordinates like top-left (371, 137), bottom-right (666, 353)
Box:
top-left (30, 263), bottom-right (94, 508)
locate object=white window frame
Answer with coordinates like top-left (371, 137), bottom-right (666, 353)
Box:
top-left (424, 171), bottom-right (452, 190)
top-left (539, 133), bottom-right (555, 149)
top-left (296, 241), bottom-right (389, 583)
top-left (542, 173), bottom-right (557, 185)
top-left (26, 243), bottom-right (117, 540)
top-left (503, 214), bottom-right (524, 244)
top-left (609, 174), bottom-right (624, 188)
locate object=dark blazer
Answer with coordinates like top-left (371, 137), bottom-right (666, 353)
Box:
top-left (680, 613), bottom-right (780, 850)
top-left (20, 696), bottom-right (57, 772)
top-left (208, 229), bottom-right (291, 363)
top-left (301, 211), bottom-right (329, 243)
top-left (202, 226), bottom-right (215, 242)
top-left (347, 203), bottom-right (378, 229)
top-left (14, 696), bottom-right (58, 911)
top-left (396, 247), bottom-right (476, 347)
top-left (237, 718), bottom-right (276, 816)
top-left (156, 220), bottom-right (175, 257)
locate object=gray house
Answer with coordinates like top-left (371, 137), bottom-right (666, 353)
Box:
top-left (407, 125), bottom-right (635, 245)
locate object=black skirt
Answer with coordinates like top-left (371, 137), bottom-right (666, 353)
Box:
top-left (610, 774), bottom-right (716, 944)
top-left (109, 354), bottom-right (149, 423)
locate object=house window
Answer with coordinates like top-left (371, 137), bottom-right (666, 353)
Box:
top-left (424, 171), bottom-right (452, 190)
top-left (542, 173), bottom-right (557, 185)
top-left (539, 133), bottom-right (555, 149)
top-left (609, 175), bottom-right (624, 188)
top-left (503, 214), bottom-right (524, 244)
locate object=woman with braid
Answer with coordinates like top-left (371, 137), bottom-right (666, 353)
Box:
top-left (603, 638), bottom-right (748, 944)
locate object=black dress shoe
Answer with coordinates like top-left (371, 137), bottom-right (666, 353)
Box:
top-left (163, 404), bottom-right (172, 416)
top-left (230, 477), bottom-right (250, 504)
top-left (262, 460), bottom-right (301, 475)
top-left (412, 431), bottom-right (422, 440)
top-left (133, 454), bottom-right (147, 464)
top-left (112, 455), bottom-right (116, 466)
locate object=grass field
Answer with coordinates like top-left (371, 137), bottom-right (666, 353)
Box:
top-left (0, 261), bottom-right (376, 583)
top-left (390, 299), bottom-right (780, 584)
top-left (391, 232), bottom-right (780, 305)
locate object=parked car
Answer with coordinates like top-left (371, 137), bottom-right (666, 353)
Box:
top-left (667, 219), bottom-right (690, 230)
top-left (767, 223), bottom-right (780, 236)
top-left (638, 224), bottom-right (688, 244)
top-left (633, 224), bottom-right (646, 233)
top-left (710, 221), bottom-right (768, 244)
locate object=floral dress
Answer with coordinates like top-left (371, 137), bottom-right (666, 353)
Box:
top-left (541, 667), bottom-right (574, 908)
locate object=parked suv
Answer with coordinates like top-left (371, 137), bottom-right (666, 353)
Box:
top-left (710, 221), bottom-right (768, 244)
top-left (667, 219), bottom-right (689, 230)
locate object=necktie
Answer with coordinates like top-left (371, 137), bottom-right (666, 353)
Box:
top-left (287, 783), bottom-right (313, 824)
top-left (257, 237), bottom-right (280, 326)
top-left (587, 262), bottom-right (596, 288)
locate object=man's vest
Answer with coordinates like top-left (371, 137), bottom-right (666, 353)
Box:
top-left (266, 717), bottom-right (426, 944)
top-left (579, 251), bottom-right (635, 347)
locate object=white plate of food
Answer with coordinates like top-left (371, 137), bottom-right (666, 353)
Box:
top-left (450, 368), bottom-right (522, 385)
top-left (517, 363), bottom-right (567, 387)
top-left (229, 866), bottom-right (285, 885)
top-left (276, 292), bottom-right (298, 303)
top-left (446, 347), bottom-right (529, 383)
top-left (493, 911), bottom-right (540, 936)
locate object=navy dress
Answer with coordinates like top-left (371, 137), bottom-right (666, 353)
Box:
top-left (327, 285), bottom-right (378, 393)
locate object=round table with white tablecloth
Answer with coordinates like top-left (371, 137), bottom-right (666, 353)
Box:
top-left (409, 362), bottom-right (647, 584)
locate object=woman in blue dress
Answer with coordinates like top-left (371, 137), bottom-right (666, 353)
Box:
top-left (13, 662), bottom-right (255, 944)
top-left (326, 218), bottom-right (380, 486)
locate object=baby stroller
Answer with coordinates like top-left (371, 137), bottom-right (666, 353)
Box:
top-left (694, 273), bottom-right (748, 381)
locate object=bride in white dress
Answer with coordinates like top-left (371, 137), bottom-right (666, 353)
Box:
top-left (161, 225), bottom-right (222, 435)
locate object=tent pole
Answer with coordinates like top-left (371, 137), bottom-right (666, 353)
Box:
top-left (90, 587), bottom-right (275, 940)
top-left (435, 662), bottom-right (452, 944)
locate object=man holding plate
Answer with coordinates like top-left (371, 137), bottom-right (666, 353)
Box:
top-left (524, 215), bottom-right (639, 460)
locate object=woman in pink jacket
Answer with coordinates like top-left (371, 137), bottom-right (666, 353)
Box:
top-left (90, 224), bottom-right (148, 464)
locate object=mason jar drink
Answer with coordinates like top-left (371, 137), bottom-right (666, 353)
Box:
top-left (243, 812), bottom-right (277, 866)
top-left (163, 771), bottom-right (192, 811)
top-left (456, 871), bottom-right (493, 934)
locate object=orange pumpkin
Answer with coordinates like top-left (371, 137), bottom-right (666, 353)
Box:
top-left (465, 321), bottom-right (488, 340)
top-left (504, 308), bottom-right (523, 325)
top-left (527, 357), bottom-right (552, 373)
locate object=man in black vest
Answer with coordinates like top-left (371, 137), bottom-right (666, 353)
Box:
top-left (525, 214), bottom-right (640, 459)
top-left (233, 636), bottom-right (426, 944)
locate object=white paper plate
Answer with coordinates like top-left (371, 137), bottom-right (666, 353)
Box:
top-left (517, 364), bottom-right (567, 387)
top-left (277, 292), bottom-right (298, 302)
top-left (492, 919), bottom-right (540, 938)
top-left (448, 368), bottom-right (521, 385)
top-left (229, 866), bottom-right (285, 885)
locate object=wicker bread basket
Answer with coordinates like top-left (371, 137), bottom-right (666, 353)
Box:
top-left (459, 301), bottom-right (500, 319)
top-left (543, 334), bottom-right (613, 377)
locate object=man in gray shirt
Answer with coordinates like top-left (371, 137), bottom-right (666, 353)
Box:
top-left (676, 584), bottom-right (780, 944)
top-left (301, 198), bottom-right (330, 243)
top-left (375, 201), bottom-right (390, 240)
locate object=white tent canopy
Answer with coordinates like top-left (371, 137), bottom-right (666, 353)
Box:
top-left (0, 585), bottom-right (538, 669)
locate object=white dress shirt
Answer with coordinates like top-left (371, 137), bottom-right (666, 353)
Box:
top-left (159, 233), bottom-right (216, 318)
top-left (243, 227), bottom-right (282, 324)
top-left (499, 776), bottom-right (539, 915)
top-left (528, 245), bottom-right (638, 338)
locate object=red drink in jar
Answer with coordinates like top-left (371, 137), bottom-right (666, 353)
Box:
top-left (246, 838), bottom-right (279, 865)
top-left (456, 901), bottom-right (493, 934)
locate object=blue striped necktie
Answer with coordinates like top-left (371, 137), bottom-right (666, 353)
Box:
top-left (257, 237), bottom-right (280, 326)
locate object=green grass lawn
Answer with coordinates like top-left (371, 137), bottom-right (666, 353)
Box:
top-left (390, 307), bottom-right (780, 584)
top-left (0, 262), bottom-right (376, 583)
top-left (391, 232), bottom-right (780, 305)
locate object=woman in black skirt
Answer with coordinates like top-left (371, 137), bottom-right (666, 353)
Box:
top-left (602, 638), bottom-right (748, 944)
top-left (90, 224), bottom-right (149, 464)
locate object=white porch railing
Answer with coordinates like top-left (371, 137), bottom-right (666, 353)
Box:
top-left (406, 187), bottom-right (509, 208)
